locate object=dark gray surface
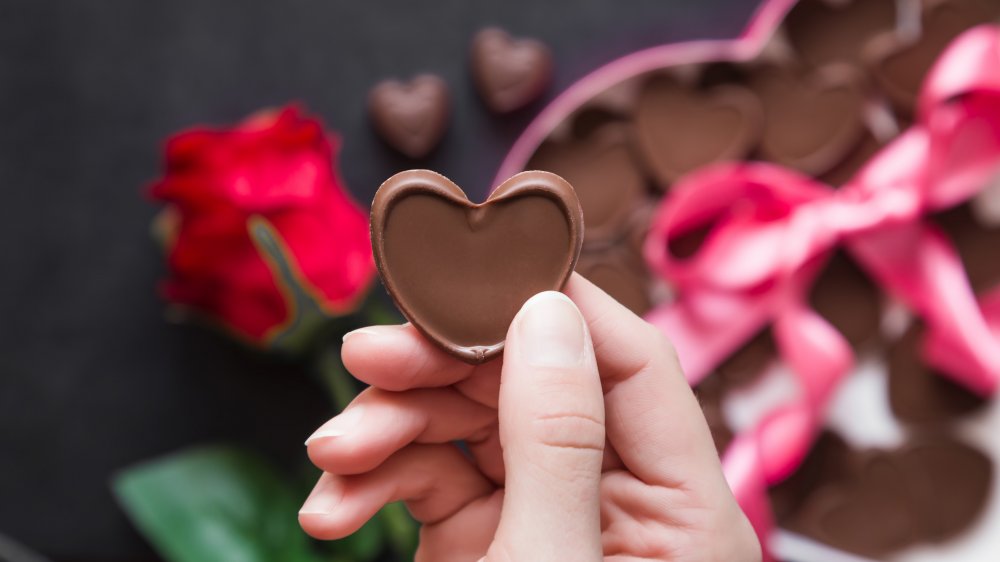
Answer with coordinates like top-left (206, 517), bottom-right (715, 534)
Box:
top-left (0, 0), bottom-right (757, 559)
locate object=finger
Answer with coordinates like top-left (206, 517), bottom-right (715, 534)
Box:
top-left (299, 444), bottom-right (493, 540)
top-left (342, 324), bottom-right (502, 392)
top-left (565, 273), bottom-right (726, 493)
top-left (416, 491), bottom-right (503, 562)
top-left (306, 387), bottom-right (496, 475)
top-left (491, 291), bottom-right (604, 562)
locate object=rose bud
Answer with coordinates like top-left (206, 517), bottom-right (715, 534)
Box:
top-left (150, 106), bottom-right (375, 352)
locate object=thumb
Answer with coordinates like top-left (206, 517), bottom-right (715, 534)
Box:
top-left (489, 291), bottom-right (604, 562)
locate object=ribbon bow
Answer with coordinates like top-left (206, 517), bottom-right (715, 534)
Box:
top-left (642, 25), bottom-right (1000, 558)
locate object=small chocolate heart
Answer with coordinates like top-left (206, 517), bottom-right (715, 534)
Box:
top-left (898, 436), bottom-right (993, 541)
top-left (528, 122), bottom-right (647, 243)
top-left (770, 431), bottom-right (854, 523)
top-left (633, 74), bottom-right (762, 187)
top-left (715, 328), bottom-right (776, 388)
top-left (371, 170), bottom-right (583, 363)
top-left (789, 452), bottom-right (919, 557)
top-left (808, 251), bottom-right (882, 348)
top-left (471, 27), bottom-right (552, 113)
top-left (368, 75), bottom-right (450, 159)
top-left (887, 322), bottom-right (987, 425)
top-left (866, 0), bottom-right (1000, 114)
top-left (576, 248), bottom-right (651, 315)
top-left (751, 65), bottom-right (868, 176)
top-left (934, 203), bottom-right (1000, 294)
top-left (784, 0), bottom-right (898, 68)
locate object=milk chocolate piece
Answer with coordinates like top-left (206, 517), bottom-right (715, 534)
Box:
top-left (819, 132), bottom-right (883, 187)
top-left (776, 433), bottom-right (994, 556)
top-left (789, 452), bottom-right (919, 557)
top-left (528, 123), bottom-right (647, 243)
top-left (751, 64), bottom-right (868, 176)
top-left (770, 431), bottom-right (853, 523)
top-left (888, 323), bottom-right (987, 424)
top-left (784, 0), bottom-right (897, 68)
top-left (368, 74), bottom-right (450, 159)
top-left (633, 74), bottom-right (762, 188)
top-left (866, 0), bottom-right (1000, 115)
top-left (899, 436), bottom-right (993, 541)
top-left (471, 28), bottom-right (552, 113)
top-left (809, 252), bottom-right (882, 347)
top-left (570, 106), bottom-right (626, 139)
top-left (371, 170), bottom-right (583, 363)
top-left (934, 203), bottom-right (1000, 294)
top-left (716, 329), bottom-right (776, 388)
top-left (576, 249), bottom-right (652, 315)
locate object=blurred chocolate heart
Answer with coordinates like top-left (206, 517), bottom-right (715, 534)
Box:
top-left (784, 0), bottom-right (898, 67)
top-left (715, 328), bottom-right (776, 388)
top-left (788, 452), bottom-right (919, 557)
top-left (371, 170), bottom-right (583, 363)
top-left (368, 74), bottom-right (450, 158)
top-left (934, 204), bottom-right (1000, 294)
top-left (809, 251), bottom-right (882, 348)
top-left (819, 132), bottom-right (884, 186)
top-left (633, 74), bottom-right (762, 188)
top-left (865, 0), bottom-right (1000, 114)
top-left (751, 65), bottom-right (868, 176)
top-left (576, 248), bottom-right (651, 315)
top-left (888, 322), bottom-right (987, 424)
top-left (899, 436), bottom-right (993, 541)
top-left (770, 431), bottom-right (854, 522)
top-left (528, 122), bottom-right (647, 243)
top-left (471, 27), bottom-right (552, 113)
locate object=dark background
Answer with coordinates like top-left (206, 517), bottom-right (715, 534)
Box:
top-left (0, 0), bottom-right (756, 559)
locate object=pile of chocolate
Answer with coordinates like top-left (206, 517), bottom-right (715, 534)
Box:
top-left (521, 0), bottom-right (1000, 558)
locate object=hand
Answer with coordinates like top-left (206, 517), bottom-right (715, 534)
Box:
top-left (299, 274), bottom-right (760, 561)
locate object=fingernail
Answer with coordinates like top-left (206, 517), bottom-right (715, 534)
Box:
top-left (299, 476), bottom-right (342, 515)
top-left (305, 405), bottom-right (366, 444)
top-left (342, 327), bottom-right (378, 343)
top-left (516, 291), bottom-right (586, 368)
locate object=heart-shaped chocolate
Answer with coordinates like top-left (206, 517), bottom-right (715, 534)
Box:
top-left (784, 0), bottom-right (898, 68)
top-left (471, 27), bottom-right (552, 113)
top-left (633, 74), bottom-right (763, 187)
top-left (888, 322), bottom-right (987, 424)
top-left (751, 64), bottom-right (868, 176)
top-left (790, 453), bottom-right (920, 557)
top-left (368, 74), bottom-right (450, 158)
top-left (371, 170), bottom-right (583, 363)
top-left (865, 0), bottom-right (999, 114)
top-left (528, 122), bottom-right (647, 243)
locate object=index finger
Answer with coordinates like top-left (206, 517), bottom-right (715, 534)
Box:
top-left (564, 273), bottom-right (727, 492)
top-left (342, 323), bottom-right (500, 391)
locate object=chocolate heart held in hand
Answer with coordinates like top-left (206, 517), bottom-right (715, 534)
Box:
top-left (371, 170), bottom-right (583, 363)
top-left (471, 27), bottom-right (552, 113)
top-left (751, 65), bottom-right (868, 176)
top-left (368, 74), bottom-right (450, 159)
top-left (633, 74), bottom-right (762, 188)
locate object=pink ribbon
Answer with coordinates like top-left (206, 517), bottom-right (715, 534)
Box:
top-left (642, 25), bottom-right (1000, 558)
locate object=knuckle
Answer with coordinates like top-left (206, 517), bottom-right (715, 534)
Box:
top-left (529, 411), bottom-right (606, 452)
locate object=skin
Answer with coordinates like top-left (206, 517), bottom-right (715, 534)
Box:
top-left (300, 274), bottom-right (761, 562)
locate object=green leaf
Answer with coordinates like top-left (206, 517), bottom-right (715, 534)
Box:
top-left (113, 446), bottom-right (326, 562)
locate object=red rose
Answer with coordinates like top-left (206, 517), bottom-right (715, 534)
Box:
top-left (150, 106), bottom-right (375, 350)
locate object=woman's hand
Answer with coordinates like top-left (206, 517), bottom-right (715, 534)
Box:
top-left (300, 274), bottom-right (760, 562)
